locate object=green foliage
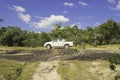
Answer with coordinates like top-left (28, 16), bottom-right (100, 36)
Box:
top-left (109, 53), bottom-right (120, 65)
top-left (0, 59), bottom-right (22, 80)
top-left (0, 59), bottom-right (39, 80)
top-left (17, 62), bottom-right (39, 80)
top-left (0, 26), bottom-right (50, 47)
top-left (109, 64), bottom-right (116, 71)
top-left (96, 19), bottom-right (120, 45)
top-left (0, 27), bottom-right (22, 46)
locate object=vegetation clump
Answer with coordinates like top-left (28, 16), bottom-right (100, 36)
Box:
top-left (109, 53), bottom-right (120, 65)
top-left (0, 59), bottom-right (23, 80)
top-left (109, 53), bottom-right (120, 80)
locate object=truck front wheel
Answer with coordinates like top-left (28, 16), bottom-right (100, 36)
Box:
top-left (46, 44), bottom-right (52, 49)
top-left (64, 44), bottom-right (69, 49)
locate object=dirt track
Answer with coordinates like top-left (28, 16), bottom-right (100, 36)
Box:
top-left (0, 48), bottom-right (118, 62)
top-left (32, 61), bottom-right (61, 80)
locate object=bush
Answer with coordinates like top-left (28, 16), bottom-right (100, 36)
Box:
top-left (109, 64), bottom-right (116, 71)
top-left (109, 53), bottom-right (120, 65)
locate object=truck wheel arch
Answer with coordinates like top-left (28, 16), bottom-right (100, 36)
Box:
top-left (46, 44), bottom-right (52, 49)
top-left (64, 44), bottom-right (69, 49)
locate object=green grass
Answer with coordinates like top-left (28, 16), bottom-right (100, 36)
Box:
top-left (86, 44), bottom-right (120, 48)
top-left (0, 59), bottom-right (39, 80)
top-left (57, 60), bottom-right (91, 80)
top-left (0, 59), bottom-right (22, 80)
top-left (57, 60), bottom-right (117, 80)
top-left (72, 44), bottom-right (120, 51)
top-left (0, 46), bottom-right (46, 50)
top-left (17, 62), bottom-right (39, 80)
top-left (97, 44), bottom-right (120, 48)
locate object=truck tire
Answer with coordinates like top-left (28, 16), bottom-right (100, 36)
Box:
top-left (46, 44), bottom-right (52, 49)
top-left (64, 44), bottom-right (69, 49)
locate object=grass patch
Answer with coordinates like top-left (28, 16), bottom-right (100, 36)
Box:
top-left (84, 44), bottom-right (120, 49)
top-left (0, 46), bottom-right (46, 51)
top-left (57, 60), bottom-right (92, 80)
top-left (97, 44), bottom-right (120, 48)
top-left (17, 62), bottom-right (39, 80)
top-left (57, 60), bottom-right (116, 80)
top-left (0, 59), bottom-right (22, 80)
top-left (0, 59), bottom-right (39, 80)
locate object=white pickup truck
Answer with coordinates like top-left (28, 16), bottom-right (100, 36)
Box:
top-left (44, 39), bottom-right (73, 49)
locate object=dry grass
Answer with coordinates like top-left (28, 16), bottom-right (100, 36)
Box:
top-left (57, 60), bottom-right (120, 80)
top-left (17, 62), bottom-right (39, 80)
top-left (0, 59), bottom-right (22, 80)
top-left (0, 59), bottom-right (39, 80)
top-left (0, 46), bottom-right (46, 51)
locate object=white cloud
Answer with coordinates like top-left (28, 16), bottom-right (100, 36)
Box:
top-left (32, 15), bottom-right (69, 28)
top-left (18, 13), bottom-right (31, 23)
top-left (110, 0), bottom-right (120, 10)
top-left (10, 5), bottom-right (31, 24)
top-left (35, 16), bottom-right (43, 19)
top-left (10, 5), bottom-right (69, 29)
top-left (78, 1), bottom-right (88, 6)
top-left (11, 5), bottom-right (25, 13)
top-left (115, 1), bottom-right (120, 10)
top-left (108, 0), bottom-right (115, 4)
top-left (64, 2), bottom-right (74, 7)
top-left (94, 22), bottom-right (101, 26)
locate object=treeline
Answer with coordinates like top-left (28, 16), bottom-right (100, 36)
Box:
top-left (0, 27), bottom-right (50, 47)
top-left (0, 19), bottom-right (120, 47)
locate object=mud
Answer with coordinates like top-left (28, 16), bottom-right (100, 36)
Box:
top-left (0, 48), bottom-right (117, 62)
top-left (67, 50), bottom-right (113, 61)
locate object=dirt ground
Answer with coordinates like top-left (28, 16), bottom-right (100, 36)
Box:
top-left (32, 61), bottom-right (61, 80)
top-left (0, 48), bottom-right (119, 62)
top-left (0, 48), bottom-right (120, 80)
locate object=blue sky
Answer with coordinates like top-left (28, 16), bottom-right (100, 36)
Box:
top-left (0, 0), bottom-right (120, 32)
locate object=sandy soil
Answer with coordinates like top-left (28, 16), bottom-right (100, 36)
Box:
top-left (32, 61), bottom-right (61, 80)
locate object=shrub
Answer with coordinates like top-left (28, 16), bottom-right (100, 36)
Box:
top-left (109, 64), bottom-right (116, 71)
top-left (109, 53), bottom-right (120, 65)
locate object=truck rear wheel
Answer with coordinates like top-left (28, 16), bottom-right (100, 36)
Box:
top-left (64, 44), bottom-right (69, 49)
top-left (46, 44), bottom-right (52, 49)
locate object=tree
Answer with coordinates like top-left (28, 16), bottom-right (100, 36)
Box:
top-left (50, 24), bottom-right (65, 40)
top-left (71, 25), bottom-right (80, 46)
top-left (0, 26), bottom-right (22, 46)
top-left (38, 32), bottom-right (51, 46)
top-left (96, 19), bottom-right (120, 44)
top-left (62, 25), bottom-right (82, 46)
top-left (83, 27), bottom-right (95, 45)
